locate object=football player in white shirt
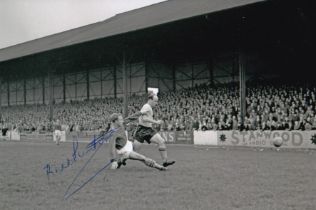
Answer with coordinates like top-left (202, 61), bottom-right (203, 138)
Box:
top-left (131, 92), bottom-right (175, 167)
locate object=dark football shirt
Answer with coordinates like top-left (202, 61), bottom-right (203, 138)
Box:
top-left (113, 126), bottom-right (127, 150)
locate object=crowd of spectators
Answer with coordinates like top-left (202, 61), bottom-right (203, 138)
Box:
top-left (1, 81), bottom-right (316, 133)
top-left (157, 82), bottom-right (316, 131)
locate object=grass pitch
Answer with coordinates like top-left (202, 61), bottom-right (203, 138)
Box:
top-left (0, 141), bottom-right (315, 210)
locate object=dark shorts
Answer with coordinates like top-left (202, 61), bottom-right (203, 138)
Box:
top-left (133, 125), bottom-right (157, 144)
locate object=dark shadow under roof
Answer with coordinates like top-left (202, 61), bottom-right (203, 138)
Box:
top-left (0, 0), bottom-right (265, 63)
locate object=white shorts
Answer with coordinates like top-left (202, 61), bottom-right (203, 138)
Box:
top-left (117, 140), bottom-right (133, 156)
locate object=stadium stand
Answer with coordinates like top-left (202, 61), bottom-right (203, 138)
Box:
top-left (1, 82), bottom-right (316, 134)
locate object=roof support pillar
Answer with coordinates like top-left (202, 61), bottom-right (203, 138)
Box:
top-left (63, 71), bottom-right (66, 103)
top-left (238, 16), bottom-right (247, 130)
top-left (122, 50), bottom-right (128, 118)
top-left (23, 78), bottom-right (26, 105)
top-left (113, 65), bottom-right (117, 99)
top-left (7, 80), bottom-right (10, 107)
top-left (172, 65), bottom-right (176, 91)
top-left (42, 76), bottom-right (45, 105)
top-left (48, 67), bottom-right (54, 123)
top-left (208, 57), bottom-right (214, 86)
top-left (239, 51), bottom-right (246, 130)
top-left (86, 69), bottom-right (90, 100)
top-left (144, 56), bottom-right (148, 92)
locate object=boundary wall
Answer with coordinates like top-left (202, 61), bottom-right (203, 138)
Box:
top-left (3, 129), bottom-right (316, 149)
top-left (194, 130), bottom-right (316, 149)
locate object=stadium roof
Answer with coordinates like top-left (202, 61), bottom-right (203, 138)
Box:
top-left (0, 0), bottom-right (265, 63)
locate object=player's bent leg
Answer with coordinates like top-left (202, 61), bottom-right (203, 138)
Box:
top-left (150, 133), bottom-right (166, 153)
top-left (150, 133), bottom-right (176, 167)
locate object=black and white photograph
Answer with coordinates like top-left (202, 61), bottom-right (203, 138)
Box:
top-left (0, 0), bottom-right (316, 209)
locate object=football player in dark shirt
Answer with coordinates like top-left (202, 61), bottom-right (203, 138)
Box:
top-left (109, 113), bottom-right (166, 171)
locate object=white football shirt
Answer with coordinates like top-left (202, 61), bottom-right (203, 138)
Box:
top-left (139, 103), bottom-right (153, 127)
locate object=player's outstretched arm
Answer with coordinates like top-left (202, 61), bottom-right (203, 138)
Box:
top-left (125, 111), bottom-right (143, 120)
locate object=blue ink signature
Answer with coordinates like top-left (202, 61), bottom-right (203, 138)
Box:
top-left (63, 128), bottom-right (117, 199)
top-left (43, 129), bottom-right (117, 179)
top-left (43, 140), bottom-right (81, 178)
top-left (43, 128), bottom-right (117, 199)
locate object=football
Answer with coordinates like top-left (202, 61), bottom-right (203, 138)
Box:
top-left (273, 136), bottom-right (283, 147)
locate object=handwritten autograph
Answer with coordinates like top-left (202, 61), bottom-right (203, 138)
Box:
top-left (43, 128), bottom-right (117, 199)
